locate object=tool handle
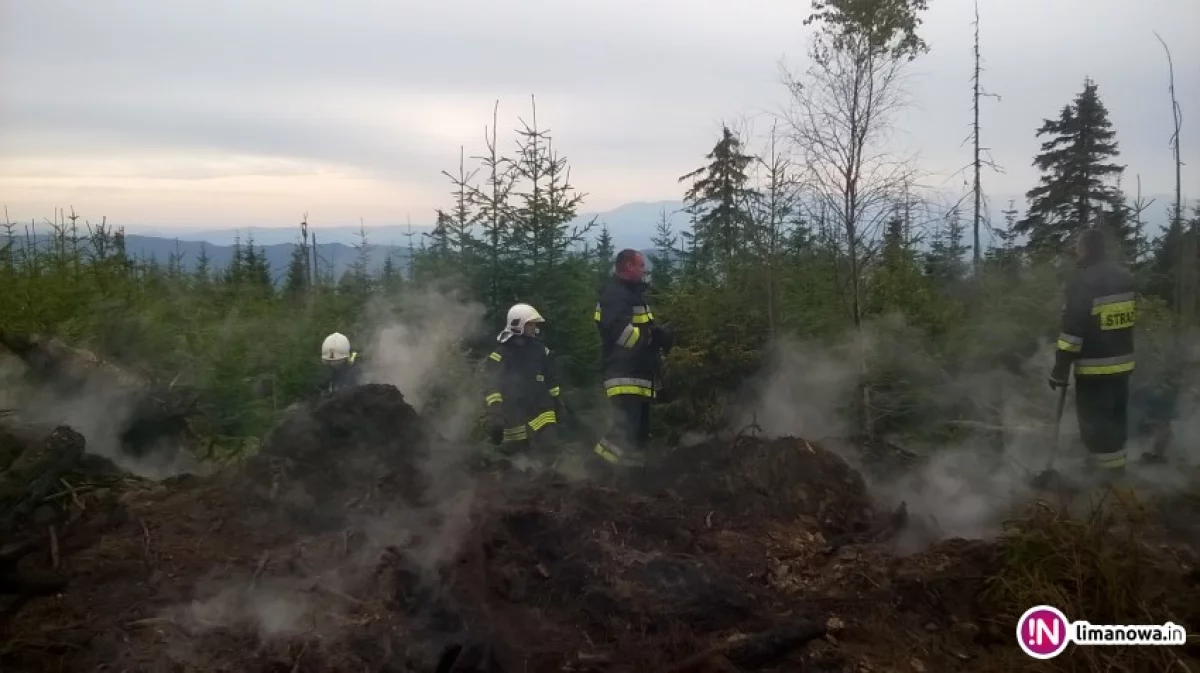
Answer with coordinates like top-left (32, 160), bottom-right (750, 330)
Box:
top-left (1054, 383), bottom-right (1069, 422)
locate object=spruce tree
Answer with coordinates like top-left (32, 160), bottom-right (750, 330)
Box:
top-left (283, 244), bottom-right (310, 299)
top-left (649, 208), bottom-right (679, 291)
top-left (194, 243), bottom-right (211, 284)
top-left (412, 212), bottom-right (453, 286)
top-left (593, 223), bottom-right (614, 287)
top-left (1016, 78), bottom-right (1128, 256)
top-left (507, 107), bottom-right (590, 284)
top-left (343, 224), bottom-right (372, 298)
top-left (924, 207), bottom-right (968, 285)
top-left (1146, 204), bottom-right (1200, 307)
top-left (984, 200), bottom-right (1022, 274)
top-left (427, 210), bottom-right (454, 260)
top-left (678, 126), bottom-right (758, 270)
top-left (239, 235), bottom-right (271, 290)
top-left (470, 103), bottom-right (516, 318)
top-left (868, 209), bottom-right (931, 321)
top-left (380, 251), bottom-right (403, 295)
top-left (225, 236), bottom-right (245, 286)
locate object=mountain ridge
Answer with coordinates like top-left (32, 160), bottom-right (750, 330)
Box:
top-left (114, 192), bottom-right (1178, 250)
top-left (8, 195), bottom-right (1178, 283)
top-left (121, 200), bottom-right (690, 250)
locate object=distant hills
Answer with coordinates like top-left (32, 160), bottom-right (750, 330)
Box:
top-left (4, 232), bottom-right (414, 284)
top-left (10, 195), bottom-right (1179, 283)
top-left (120, 191), bottom-right (1177, 253)
top-left (123, 236), bottom-right (410, 283)
top-left (7, 201), bottom-right (691, 283)
top-left (124, 200), bottom-right (691, 250)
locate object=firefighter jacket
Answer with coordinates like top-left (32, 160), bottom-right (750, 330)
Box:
top-left (595, 275), bottom-right (659, 399)
top-left (482, 334), bottom-right (560, 443)
top-left (327, 352), bottom-right (362, 393)
top-left (1055, 259), bottom-right (1136, 379)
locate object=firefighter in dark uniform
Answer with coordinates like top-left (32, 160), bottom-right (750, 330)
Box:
top-left (482, 303), bottom-right (562, 461)
top-left (593, 249), bottom-right (673, 467)
top-left (1049, 228), bottom-right (1135, 480)
top-left (321, 331), bottom-right (363, 393)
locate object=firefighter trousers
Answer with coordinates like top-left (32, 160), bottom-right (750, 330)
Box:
top-left (1074, 374), bottom-right (1129, 471)
top-left (491, 424), bottom-right (559, 466)
top-left (594, 394), bottom-right (651, 466)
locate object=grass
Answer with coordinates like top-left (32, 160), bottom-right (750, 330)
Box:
top-left (981, 488), bottom-right (1199, 672)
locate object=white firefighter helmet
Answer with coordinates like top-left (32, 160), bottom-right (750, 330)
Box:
top-left (321, 332), bottom-right (351, 362)
top-left (506, 303), bottom-right (544, 334)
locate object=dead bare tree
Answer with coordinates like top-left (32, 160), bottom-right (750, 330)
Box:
top-left (782, 0), bottom-right (929, 438)
top-left (969, 0), bottom-right (1002, 280)
top-left (1153, 31), bottom-right (1189, 322)
top-left (299, 213), bottom-right (312, 289)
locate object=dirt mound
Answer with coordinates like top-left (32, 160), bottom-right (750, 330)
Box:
top-left (429, 472), bottom-right (824, 671)
top-left (246, 383), bottom-right (436, 524)
top-left (5, 390), bottom-right (1197, 672)
top-left (0, 410), bottom-right (948, 672)
top-left (1, 382), bottom-right (445, 671)
top-left (647, 435), bottom-right (879, 536)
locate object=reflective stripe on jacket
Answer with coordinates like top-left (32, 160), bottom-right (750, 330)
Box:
top-left (482, 335), bottom-right (560, 436)
top-left (1056, 259), bottom-right (1136, 378)
top-left (595, 275), bottom-right (658, 398)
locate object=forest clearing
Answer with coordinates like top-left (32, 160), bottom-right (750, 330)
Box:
top-left (1, 379), bottom-right (1198, 672)
top-left (3, 0), bottom-right (1200, 670)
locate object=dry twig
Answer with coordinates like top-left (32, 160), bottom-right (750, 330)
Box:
top-left (48, 525), bottom-right (59, 569)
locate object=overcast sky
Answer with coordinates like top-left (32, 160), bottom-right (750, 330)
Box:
top-left (1, 0), bottom-right (1196, 231)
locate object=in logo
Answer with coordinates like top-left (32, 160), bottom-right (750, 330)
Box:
top-left (1017, 605), bottom-right (1071, 659)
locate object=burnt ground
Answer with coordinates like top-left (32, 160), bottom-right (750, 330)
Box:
top-left (1, 384), bottom-right (1198, 672)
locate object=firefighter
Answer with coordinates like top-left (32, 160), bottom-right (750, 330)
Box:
top-left (1049, 228), bottom-right (1135, 480)
top-left (481, 303), bottom-right (562, 460)
top-left (593, 249), bottom-right (673, 468)
top-left (321, 332), bottom-right (362, 393)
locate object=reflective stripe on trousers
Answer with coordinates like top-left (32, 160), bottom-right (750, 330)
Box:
top-left (503, 410), bottom-right (558, 443)
top-left (603, 377), bottom-right (655, 398)
top-left (1091, 449), bottom-right (1126, 469)
top-left (592, 437), bottom-right (645, 466)
top-left (1075, 354), bottom-right (1134, 376)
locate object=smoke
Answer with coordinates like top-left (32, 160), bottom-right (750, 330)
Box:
top-left (734, 335), bottom-right (859, 441)
top-left (736, 309), bottom-right (1187, 551)
top-left (181, 582), bottom-right (316, 638)
top-left (359, 288), bottom-right (485, 441)
top-left (339, 286), bottom-right (489, 565)
top-left (1152, 337), bottom-right (1200, 469)
top-left (153, 287), bottom-right (493, 664)
top-left (357, 286), bottom-right (606, 485)
top-left (1164, 387), bottom-right (1200, 467)
top-left (0, 345), bottom-right (200, 479)
top-left (864, 329), bottom-right (1115, 547)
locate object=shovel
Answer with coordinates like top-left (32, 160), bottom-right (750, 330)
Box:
top-left (1031, 383), bottom-right (1069, 489)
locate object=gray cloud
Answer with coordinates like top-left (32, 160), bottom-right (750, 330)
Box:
top-left (0, 0), bottom-right (1197, 226)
